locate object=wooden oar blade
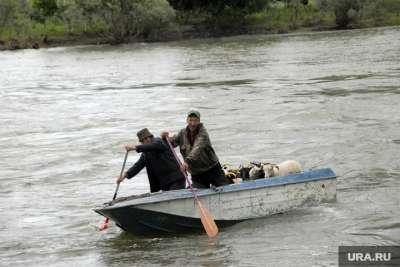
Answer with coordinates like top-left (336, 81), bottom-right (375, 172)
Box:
top-left (165, 138), bottom-right (218, 237)
top-left (197, 200), bottom-right (219, 237)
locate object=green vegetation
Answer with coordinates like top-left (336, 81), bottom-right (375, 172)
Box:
top-left (0, 0), bottom-right (400, 50)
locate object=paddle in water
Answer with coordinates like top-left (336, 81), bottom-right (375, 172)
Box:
top-left (99, 150), bottom-right (129, 231)
top-left (165, 138), bottom-right (219, 237)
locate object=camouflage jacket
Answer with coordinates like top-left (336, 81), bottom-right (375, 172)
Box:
top-left (171, 123), bottom-right (219, 175)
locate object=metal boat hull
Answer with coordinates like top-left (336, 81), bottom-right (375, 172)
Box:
top-left (95, 168), bottom-right (336, 235)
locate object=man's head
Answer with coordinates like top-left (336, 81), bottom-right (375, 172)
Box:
top-left (137, 128), bottom-right (153, 144)
top-left (186, 110), bottom-right (201, 131)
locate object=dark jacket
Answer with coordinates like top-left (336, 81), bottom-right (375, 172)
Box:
top-left (171, 123), bottom-right (219, 175)
top-left (125, 137), bottom-right (185, 192)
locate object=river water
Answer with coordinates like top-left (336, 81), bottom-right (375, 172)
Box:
top-left (1, 26), bottom-right (399, 267)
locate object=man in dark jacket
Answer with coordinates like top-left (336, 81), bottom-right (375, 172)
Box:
top-left (117, 128), bottom-right (186, 192)
top-left (161, 110), bottom-right (230, 188)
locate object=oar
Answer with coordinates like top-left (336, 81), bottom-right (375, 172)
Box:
top-left (99, 150), bottom-right (129, 231)
top-left (165, 138), bottom-right (218, 237)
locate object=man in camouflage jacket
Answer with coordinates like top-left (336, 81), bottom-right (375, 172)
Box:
top-left (162, 110), bottom-right (230, 188)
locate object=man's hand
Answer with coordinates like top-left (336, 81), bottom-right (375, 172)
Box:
top-left (180, 162), bottom-right (189, 174)
top-left (116, 172), bottom-right (127, 184)
top-left (125, 144), bottom-right (137, 152)
top-left (160, 131), bottom-right (169, 139)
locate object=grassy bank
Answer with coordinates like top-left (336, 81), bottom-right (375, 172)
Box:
top-left (0, 20), bottom-right (112, 50)
top-left (1, 0), bottom-right (400, 50)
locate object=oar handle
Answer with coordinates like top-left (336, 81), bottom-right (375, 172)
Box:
top-left (112, 184), bottom-right (120, 200)
top-left (165, 138), bottom-right (197, 196)
top-left (113, 150), bottom-right (129, 200)
top-left (99, 150), bottom-right (129, 231)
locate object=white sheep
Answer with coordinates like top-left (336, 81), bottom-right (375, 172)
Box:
top-left (262, 160), bottom-right (302, 178)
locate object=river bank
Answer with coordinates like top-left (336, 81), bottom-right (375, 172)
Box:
top-left (0, 26), bottom-right (298, 51)
top-left (2, 0), bottom-right (400, 52)
top-left (0, 35), bottom-right (111, 51)
top-left (0, 23), bottom-right (388, 51)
